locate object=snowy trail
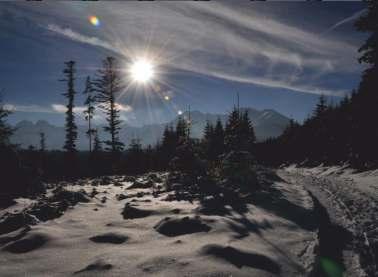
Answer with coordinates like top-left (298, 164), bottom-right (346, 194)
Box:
top-left (280, 166), bottom-right (378, 277)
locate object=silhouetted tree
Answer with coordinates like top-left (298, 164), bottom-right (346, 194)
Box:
top-left (161, 125), bottom-right (176, 166)
top-left (176, 116), bottom-right (188, 142)
top-left (224, 107), bottom-right (241, 152)
top-left (39, 132), bottom-right (46, 152)
top-left (93, 130), bottom-right (102, 153)
top-left (314, 94), bottom-right (327, 118)
top-left (240, 110), bottom-right (256, 152)
top-left (61, 61), bottom-right (78, 153)
top-left (202, 120), bottom-right (215, 160)
top-left (83, 76), bottom-right (96, 152)
top-left (224, 107), bottom-right (256, 153)
top-left (352, 1), bottom-right (378, 167)
top-left (203, 120), bottom-right (214, 142)
top-left (0, 96), bottom-right (13, 146)
top-left (94, 57), bottom-right (124, 156)
top-left (213, 118), bottom-right (225, 158)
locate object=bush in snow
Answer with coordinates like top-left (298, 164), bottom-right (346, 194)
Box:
top-left (220, 151), bottom-right (258, 189)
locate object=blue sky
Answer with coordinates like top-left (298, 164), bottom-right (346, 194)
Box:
top-left (0, 1), bottom-right (367, 126)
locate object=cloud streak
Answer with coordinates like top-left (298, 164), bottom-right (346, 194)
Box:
top-left (8, 2), bottom-right (363, 96)
top-left (322, 9), bottom-right (366, 35)
top-left (46, 24), bottom-right (115, 52)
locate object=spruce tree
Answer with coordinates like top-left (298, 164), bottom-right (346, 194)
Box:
top-left (213, 118), bottom-right (225, 158)
top-left (161, 125), bottom-right (176, 164)
top-left (353, 1), bottom-right (378, 166)
top-left (61, 61), bottom-right (78, 153)
top-left (83, 76), bottom-right (96, 152)
top-left (224, 107), bottom-right (241, 152)
top-left (93, 130), bottom-right (103, 153)
top-left (176, 116), bottom-right (188, 141)
top-left (203, 120), bottom-right (214, 142)
top-left (39, 132), bottom-right (46, 152)
top-left (94, 57), bottom-right (124, 155)
top-left (0, 96), bottom-right (13, 147)
top-left (314, 94), bottom-right (327, 118)
top-left (202, 120), bottom-right (214, 159)
top-left (240, 111), bottom-right (256, 151)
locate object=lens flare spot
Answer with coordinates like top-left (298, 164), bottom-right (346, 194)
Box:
top-left (89, 16), bottom-right (100, 27)
top-left (320, 257), bottom-right (344, 277)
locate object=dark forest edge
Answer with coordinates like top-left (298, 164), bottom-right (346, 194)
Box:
top-left (0, 1), bottom-right (377, 204)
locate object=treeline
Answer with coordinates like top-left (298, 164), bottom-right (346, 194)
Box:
top-left (258, 1), bottom-right (378, 169)
top-left (0, 89), bottom-right (258, 202)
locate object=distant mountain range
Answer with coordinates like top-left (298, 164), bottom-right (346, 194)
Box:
top-left (10, 108), bottom-right (290, 150)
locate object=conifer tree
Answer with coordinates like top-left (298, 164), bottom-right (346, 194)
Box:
top-left (202, 120), bottom-right (215, 159)
top-left (224, 107), bottom-right (241, 152)
top-left (94, 57), bottom-right (124, 155)
top-left (314, 94), bottom-right (328, 118)
top-left (203, 120), bottom-right (214, 142)
top-left (213, 117), bottom-right (225, 158)
top-left (240, 111), bottom-right (256, 151)
top-left (161, 125), bottom-right (176, 164)
top-left (176, 116), bottom-right (188, 141)
top-left (83, 76), bottom-right (96, 152)
top-left (39, 132), bottom-right (46, 152)
top-left (61, 61), bottom-right (78, 153)
top-left (93, 130), bottom-right (103, 153)
top-left (353, 1), bottom-right (378, 166)
top-left (0, 96), bottom-right (13, 147)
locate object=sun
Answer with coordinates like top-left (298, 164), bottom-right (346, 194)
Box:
top-left (129, 59), bottom-right (155, 83)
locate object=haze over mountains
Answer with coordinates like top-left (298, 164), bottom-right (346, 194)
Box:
top-left (10, 108), bottom-right (290, 150)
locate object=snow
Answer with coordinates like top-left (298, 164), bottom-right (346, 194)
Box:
top-left (0, 172), bottom-right (318, 276)
top-left (283, 165), bottom-right (378, 276)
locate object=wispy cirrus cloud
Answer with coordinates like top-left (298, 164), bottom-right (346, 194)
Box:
top-left (46, 24), bottom-right (115, 52)
top-left (5, 2), bottom-right (363, 97)
top-left (322, 8), bottom-right (366, 35)
top-left (4, 103), bottom-right (55, 113)
top-left (5, 103), bottom-right (132, 115)
top-left (52, 103), bottom-right (132, 113)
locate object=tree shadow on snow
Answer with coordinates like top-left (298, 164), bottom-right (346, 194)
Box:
top-left (201, 244), bottom-right (281, 274)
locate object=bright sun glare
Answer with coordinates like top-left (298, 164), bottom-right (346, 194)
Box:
top-left (130, 59), bottom-right (154, 83)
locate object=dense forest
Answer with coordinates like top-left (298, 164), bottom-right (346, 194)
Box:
top-left (258, 1), bottom-right (378, 170)
top-left (0, 1), bottom-right (377, 204)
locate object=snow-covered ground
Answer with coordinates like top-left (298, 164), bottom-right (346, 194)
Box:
top-left (1, 167), bottom-right (377, 276)
top-left (0, 172), bottom-right (319, 277)
top-left (282, 165), bottom-right (378, 277)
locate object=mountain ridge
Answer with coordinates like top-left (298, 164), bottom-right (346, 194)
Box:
top-left (10, 108), bottom-right (290, 150)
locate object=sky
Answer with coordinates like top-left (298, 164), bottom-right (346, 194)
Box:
top-left (0, 1), bottom-right (367, 127)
